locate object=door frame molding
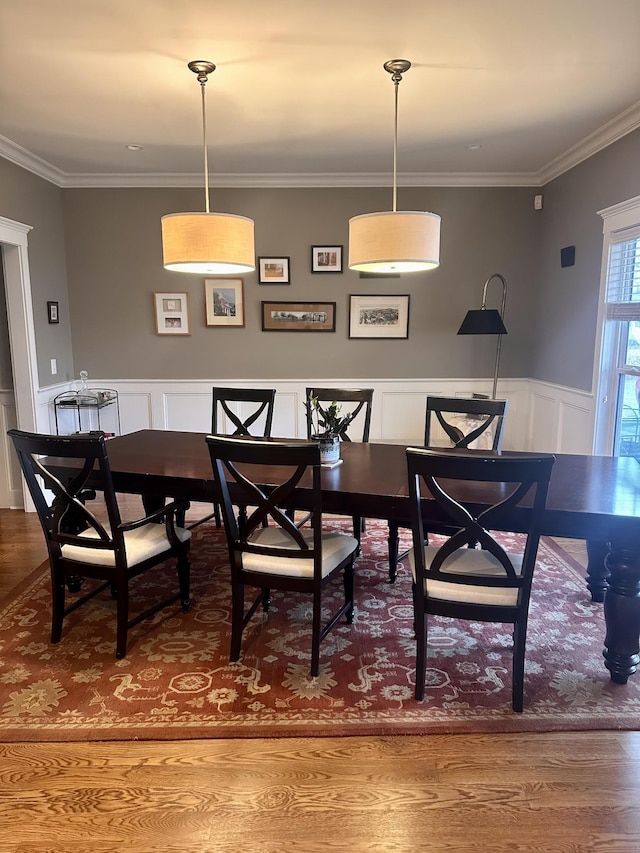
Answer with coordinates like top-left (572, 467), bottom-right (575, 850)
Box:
top-left (0, 215), bottom-right (40, 432)
top-left (0, 215), bottom-right (42, 510)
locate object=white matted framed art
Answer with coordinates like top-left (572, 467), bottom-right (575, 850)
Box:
top-left (348, 294), bottom-right (410, 339)
top-left (311, 245), bottom-right (343, 273)
top-left (205, 278), bottom-right (245, 327)
top-left (154, 292), bottom-right (190, 335)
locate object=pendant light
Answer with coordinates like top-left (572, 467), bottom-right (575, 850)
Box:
top-left (348, 59), bottom-right (441, 274)
top-left (161, 60), bottom-right (255, 275)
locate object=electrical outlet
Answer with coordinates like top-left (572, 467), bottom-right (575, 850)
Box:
top-left (50, 358), bottom-right (57, 375)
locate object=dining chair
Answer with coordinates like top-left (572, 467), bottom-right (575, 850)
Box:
top-left (8, 428), bottom-right (191, 659)
top-left (190, 386), bottom-right (277, 530)
top-left (305, 387), bottom-right (373, 443)
top-left (206, 434), bottom-right (359, 676)
top-left (388, 396), bottom-right (508, 582)
top-left (212, 386), bottom-right (276, 438)
top-left (305, 387), bottom-right (374, 543)
top-left (406, 447), bottom-right (555, 710)
top-left (424, 396), bottom-right (507, 451)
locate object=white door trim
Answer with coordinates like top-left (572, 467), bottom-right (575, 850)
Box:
top-left (0, 215), bottom-right (42, 510)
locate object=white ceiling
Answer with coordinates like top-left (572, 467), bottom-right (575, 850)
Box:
top-left (2, 0), bottom-right (640, 188)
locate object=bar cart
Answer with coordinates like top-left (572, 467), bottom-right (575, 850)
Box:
top-left (53, 372), bottom-right (120, 436)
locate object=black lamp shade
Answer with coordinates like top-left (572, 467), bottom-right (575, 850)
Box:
top-left (457, 308), bottom-right (507, 336)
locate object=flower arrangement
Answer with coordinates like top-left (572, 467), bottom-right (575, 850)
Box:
top-left (306, 393), bottom-right (356, 440)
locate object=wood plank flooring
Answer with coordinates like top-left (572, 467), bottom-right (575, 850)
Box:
top-left (1, 507), bottom-right (640, 852)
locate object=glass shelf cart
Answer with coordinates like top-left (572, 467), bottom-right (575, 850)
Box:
top-left (53, 387), bottom-right (121, 437)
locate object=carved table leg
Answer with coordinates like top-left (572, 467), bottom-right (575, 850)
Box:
top-left (388, 521), bottom-right (399, 583)
top-left (586, 539), bottom-right (610, 603)
top-left (603, 536), bottom-right (640, 684)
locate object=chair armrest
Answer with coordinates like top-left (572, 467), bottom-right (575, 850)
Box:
top-left (119, 499), bottom-right (190, 550)
top-left (119, 498), bottom-right (189, 532)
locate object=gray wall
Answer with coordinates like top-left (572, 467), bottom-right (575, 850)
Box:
top-left (0, 158), bottom-right (74, 385)
top-left (61, 185), bottom-right (540, 381)
top-left (531, 127), bottom-right (640, 391)
top-left (4, 124), bottom-right (640, 392)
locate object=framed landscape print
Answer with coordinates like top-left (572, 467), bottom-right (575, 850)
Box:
top-left (205, 278), bottom-right (245, 327)
top-left (261, 301), bottom-right (336, 332)
top-left (348, 294), bottom-right (410, 339)
top-left (154, 292), bottom-right (190, 335)
top-left (258, 256), bottom-right (290, 284)
top-left (311, 245), bottom-right (343, 273)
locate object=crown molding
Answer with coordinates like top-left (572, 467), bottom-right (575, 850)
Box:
top-left (537, 98), bottom-right (640, 185)
top-left (58, 170), bottom-right (538, 189)
top-left (3, 99), bottom-right (640, 190)
top-left (0, 134), bottom-right (67, 185)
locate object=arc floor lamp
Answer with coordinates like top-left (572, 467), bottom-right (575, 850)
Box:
top-left (457, 273), bottom-right (508, 399)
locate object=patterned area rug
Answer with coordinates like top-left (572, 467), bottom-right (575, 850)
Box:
top-left (1, 519), bottom-right (638, 742)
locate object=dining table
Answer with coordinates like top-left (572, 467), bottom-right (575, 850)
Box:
top-left (72, 429), bottom-right (640, 686)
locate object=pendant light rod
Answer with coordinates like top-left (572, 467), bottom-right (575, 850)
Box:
top-left (347, 58), bottom-right (440, 275)
top-left (384, 59), bottom-right (411, 214)
top-left (161, 60), bottom-right (255, 275)
top-left (187, 60), bottom-right (216, 215)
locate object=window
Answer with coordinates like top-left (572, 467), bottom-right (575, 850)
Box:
top-left (595, 196), bottom-right (640, 456)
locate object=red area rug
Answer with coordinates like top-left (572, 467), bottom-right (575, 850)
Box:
top-left (1, 519), bottom-right (638, 742)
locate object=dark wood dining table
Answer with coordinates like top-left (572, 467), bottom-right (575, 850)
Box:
top-left (95, 429), bottom-right (640, 686)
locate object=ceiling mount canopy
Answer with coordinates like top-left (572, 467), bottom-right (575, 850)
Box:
top-left (161, 60), bottom-right (255, 275)
top-left (348, 59), bottom-right (441, 275)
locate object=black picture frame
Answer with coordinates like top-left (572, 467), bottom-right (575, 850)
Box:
top-left (261, 301), bottom-right (336, 332)
top-left (348, 294), bottom-right (410, 339)
top-left (311, 245), bottom-right (343, 274)
top-left (258, 256), bottom-right (290, 284)
top-left (47, 301), bottom-right (59, 324)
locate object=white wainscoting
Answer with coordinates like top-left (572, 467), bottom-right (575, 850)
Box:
top-left (4, 376), bottom-right (595, 511)
top-left (35, 377), bottom-right (596, 454)
top-left (527, 380), bottom-right (595, 454)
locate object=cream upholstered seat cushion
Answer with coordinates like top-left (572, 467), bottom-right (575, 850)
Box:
top-left (409, 545), bottom-right (523, 606)
top-left (61, 523), bottom-right (191, 568)
top-left (241, 527), bottom-right (358, 578)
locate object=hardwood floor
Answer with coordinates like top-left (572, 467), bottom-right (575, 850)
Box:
top-left (1, 507), bottom-right (640, 852)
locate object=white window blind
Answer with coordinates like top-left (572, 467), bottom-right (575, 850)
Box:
top-left (606, 225), bottom-right (640, 321)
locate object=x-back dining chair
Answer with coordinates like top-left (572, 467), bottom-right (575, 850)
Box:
top-left (212, 386), bottom-right (276, 438)
top-left (425, 396), bottom-right (507, 452)
top-left (388, 396), bottom-right (508, 582)
top-left (305, 387), bottom-right (374, 543)
top-left (206, 434), bottom-right (359, 676)
top-left (8, 428), bottom-right (191, 659)
top-left (406, 447), bottom-right (554, 711)
top-left (305, 387), bottom-right (373, 444)
top-left (190, 386), bottom-right (277, 530)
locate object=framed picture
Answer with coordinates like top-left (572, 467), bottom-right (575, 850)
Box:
top-left (349, 294), bottom-right (410, 339)
top-left (154, 292), bottom-right (190, 335)
top-left (261, 301), bottom-right (336, 332)
top-left (258, 256), bottom-right (290, 284)
top-left (47, 301), bottom-right (59, 324)
top-left (205, 278), bottom-right (245, 327)
top-left (311, 245), bottom-right (343, 273)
